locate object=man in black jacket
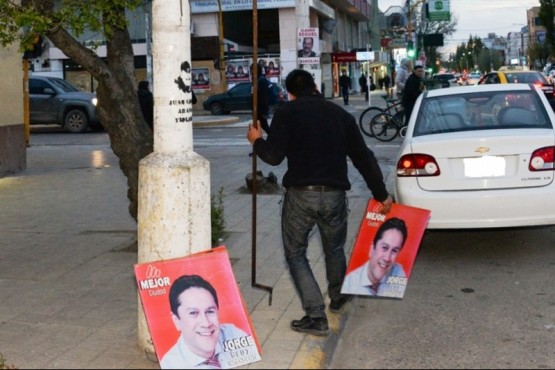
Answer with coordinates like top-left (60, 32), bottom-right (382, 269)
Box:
top-left (137, 80), bottom-right (154, 130)
top-left (251, 62), bottom-right (271, 134)
top-left (401, 62), bottom-right (425, 125)
top-left (247, 69), bottom-right (393, 337)
top-left (339, 70), bottom-right (351, 105)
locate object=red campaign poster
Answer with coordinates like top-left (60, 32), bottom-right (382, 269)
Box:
top-left (134, 246), bottom-right (261, 369)
top-left (341, 199), bottom-right (431, 299)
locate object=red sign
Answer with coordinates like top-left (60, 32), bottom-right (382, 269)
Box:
top-left (332, 52), bottom-right (356, 63)
top-left (381, 38), bottom-right (391, 48)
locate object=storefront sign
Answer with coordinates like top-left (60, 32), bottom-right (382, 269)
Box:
top-left (332, 52), bottom-right (356, 63)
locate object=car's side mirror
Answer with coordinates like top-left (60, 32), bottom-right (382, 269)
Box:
top-left (43, 87), bottom-right (56, 95)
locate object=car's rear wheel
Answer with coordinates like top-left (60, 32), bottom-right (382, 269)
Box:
top-left (210, 102), bottom-right (224, 115)
top-left (64, 109), bottom-right (89, 133)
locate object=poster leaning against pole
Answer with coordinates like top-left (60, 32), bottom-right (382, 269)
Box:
top-left (134, 246), bottom-right (261, 369)
top-left (341, 199), bottom-right (431, 299)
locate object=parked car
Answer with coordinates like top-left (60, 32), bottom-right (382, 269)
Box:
top-left (395, 83), bottom-right (555, 229)
top-left (431, 73), bottom-right (458, 88)
top-left (29, 76), bottom-right (101, 132)
top-left (202, 81), bottom-right (288, 115)
top-left (478, 70), bottom-right (555, 110)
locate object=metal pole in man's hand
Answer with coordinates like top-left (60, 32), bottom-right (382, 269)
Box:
top-left (367, 44), bottom-right (371, 108)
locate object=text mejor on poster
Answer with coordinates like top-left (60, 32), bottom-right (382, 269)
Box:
top-left (341, 199), bottom-right (431, 299)
top-left (135, 246), bottom-right (261, 369)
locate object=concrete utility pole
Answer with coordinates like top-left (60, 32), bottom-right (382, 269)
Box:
top-left (137, 0), bottom-right (211, 355)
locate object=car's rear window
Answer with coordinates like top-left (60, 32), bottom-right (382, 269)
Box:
top-left (433, 74), bottom-right (455, 80)
top-left (504, 73), bottom-right (547, 84)
top-left (413, 90), bottom-right (552, 136)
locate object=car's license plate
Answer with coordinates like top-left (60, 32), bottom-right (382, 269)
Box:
top-left (464, 156), bottom-right (506, 177)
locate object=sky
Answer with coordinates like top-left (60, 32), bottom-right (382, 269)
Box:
top-left (378, 0), bottom-right (541, 53)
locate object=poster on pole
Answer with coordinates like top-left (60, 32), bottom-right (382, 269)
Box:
top-left (297, 27), bottom-right (320, 66)
top-left (341, 199), bottom-right (431, 299)
top-left (135, 246), bottom-right (261, 369)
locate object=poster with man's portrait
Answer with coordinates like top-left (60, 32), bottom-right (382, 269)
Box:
top-left (297, 27), bottom-right (320, 66)
top-left (341, 199), bottom-right (430, 299)
top-left (135, 246), bottom-right (261, 369)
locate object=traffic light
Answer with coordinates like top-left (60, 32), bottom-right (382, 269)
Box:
top-left (406, 41), bottom-right (415, 59)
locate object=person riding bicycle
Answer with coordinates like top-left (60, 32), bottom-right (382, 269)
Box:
top-left (401, 61), bottom-right (425, 126)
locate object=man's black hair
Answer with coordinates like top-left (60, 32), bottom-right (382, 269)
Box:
top-left (285, 69), bottom-right (316, 97)
top-left (169, 274), bottom-right (219, 318)
top-left (372, 217), bottom-right (408, 250)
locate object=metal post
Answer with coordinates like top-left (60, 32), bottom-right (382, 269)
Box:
top-left (250, 0), bottom-right (273, 306)
top-left (366, 44), bottom-right (371, 107)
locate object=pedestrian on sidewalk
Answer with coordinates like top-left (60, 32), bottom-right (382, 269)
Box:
top-left (247, 69), bottom-right (393, 337)
top-left (359, 73), bottom-right (368, 102)
top-left (395, 58), bottom-right (411, 98)
top-left (137, 80), bottom-right (154, 130)
top-left (383, 73), bottom-right (391, 98)
top-left (251, 62), bottom-right (271, 134)
top-left (339, 70), bottom-right (351, 105)
top-left (401, 61), bottom-right (425, 125)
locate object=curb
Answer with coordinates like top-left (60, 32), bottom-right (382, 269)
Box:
top-left (289, 301), bottom-right (353, 369)
top-left (192, 115), bottom-right (241, 127)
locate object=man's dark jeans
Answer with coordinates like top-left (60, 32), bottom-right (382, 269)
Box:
top-left (341, 88), bottom-right (349, 105)
top-left (281, 188), bottom-right (348, 318)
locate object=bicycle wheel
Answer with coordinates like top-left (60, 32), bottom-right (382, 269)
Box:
top-left (358, 107), bottom-right (384, 137)
top-left (370, 112), bottom-right (399, 142)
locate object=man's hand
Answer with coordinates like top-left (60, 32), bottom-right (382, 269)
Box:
top-left (375, 195), bottom-right (394, 215)
top-left (247, 121), bottom-right (263, 144)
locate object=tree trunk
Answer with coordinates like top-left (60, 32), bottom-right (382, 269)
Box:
top-left (44, 18), bottom-right (153, 222)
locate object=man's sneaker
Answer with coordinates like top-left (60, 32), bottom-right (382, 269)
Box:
top-left (290, 315), bottom-right (330, 336)
top-left (329, 295), bottom-right (353, 313)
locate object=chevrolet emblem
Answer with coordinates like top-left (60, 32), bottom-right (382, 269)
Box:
top-left (475, 147), bottom-right (490, 154)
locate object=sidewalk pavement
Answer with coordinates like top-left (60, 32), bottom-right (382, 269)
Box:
top-left (0, 91), bottom-right (393, 369)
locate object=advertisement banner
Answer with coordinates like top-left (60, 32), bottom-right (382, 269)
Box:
top-left (135, 246), bottom-right (261, 369)
top-left (341, 199), bottom-right (431, 299)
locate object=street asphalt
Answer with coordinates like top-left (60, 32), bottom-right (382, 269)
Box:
top-left (0, 91), bottom-right (394, 369)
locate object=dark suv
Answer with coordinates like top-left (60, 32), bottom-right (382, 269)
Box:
top-left (202, 82), bottom-right (288, 115)
top-left (29, 76), bottom-right (102, 132)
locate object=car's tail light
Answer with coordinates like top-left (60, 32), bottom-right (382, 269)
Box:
top-left (397, 154), bottom-right (440, 177)
top-left (529, 146), bottom-right (555, 171)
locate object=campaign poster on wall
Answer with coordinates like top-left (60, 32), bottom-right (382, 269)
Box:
top-left (341, 199), bottom-right (431, 299)
top-left (135, 246), bottom-right (261, 369)
top-left (225, 60), bottom-right (251, 83)
top-left (192, 67), bottom-right (211, 90)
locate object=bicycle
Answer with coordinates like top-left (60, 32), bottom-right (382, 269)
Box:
top-left (358, 95), bottom-right (405, 137)
top-left (369, 110), bottom-right (408, 142)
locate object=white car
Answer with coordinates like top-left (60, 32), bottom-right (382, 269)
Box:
top-left (466, 72), bottom-right (482, 85)
top-left (395, 84), bottom-right (555, 229)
